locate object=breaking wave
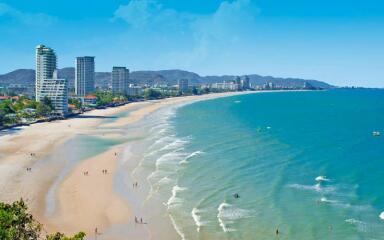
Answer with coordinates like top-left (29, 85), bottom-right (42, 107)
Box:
top-left (217, 202), bottom-right (252, 233)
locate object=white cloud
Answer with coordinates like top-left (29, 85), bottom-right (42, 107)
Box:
top-left (164, 0), bottom-right (259, 70)
top-left (0, 3), bottom-right (56, 26)
top-left (112, 0), bottom-right (259, 71)
top-left (113, 0), bottom-right (194, 32)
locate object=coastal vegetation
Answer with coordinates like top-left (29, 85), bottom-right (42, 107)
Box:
top-left (0, 91), bottom-right (129, 127)
top-left (0, 96), bottom-right (53, 127)
top-left (68, 98), bottom-right (82, 110)
top-left (0, 199), bottom-right (85, 240)
top-left (94, 91), bottom-right (127, 106)
top-left (0, 87), bottom-right (199, 128)
top-left (143, 88), bottom-right (165, 99)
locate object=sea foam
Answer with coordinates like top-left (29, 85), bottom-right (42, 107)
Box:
top-left (191, 207), bottom-right (207, 232)
top-left (345, 218), bottom-right (368, 232)
top-left (169, 214), bottom-right (186, 240)
top-left (180, 151), bottom-right (204, 164)
top-left (217, 202), bottom-right (251, 233)
top-left (319, 197), bottom-right (339, 204)
top-left (288, 183), bottom-right (335, 194)
top-left (315, 175), bottom-right (330, 182)
top-left (380, 212), bottom-right (384, 220)
top-left (167, 185), bottom-right (187, 208)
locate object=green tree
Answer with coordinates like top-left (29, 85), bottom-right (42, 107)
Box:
top-left (0, 199), bottom-right (42, 240)
top-left (36, 102), bottom-right (52, 117)
top-left (42, 96), bottom-right (54, 110)
top-left (94, 91), bottom-right (125, 106)
top-left (24, 100), bottom-right (38, 109)
top-left (68, 98), bottom-right (82, 109)
top-left (192, 87), bottom-right (198, 95)
top-left (0, 199), bottom-right (85, 240)
top-left (0, 110), bottom-right (4, 127)
top-left (0, 100), bottom-right (15, 114)
top-left (143, 89), bottom-right (162, 99)
top-left (45, 232), bottom-right (86, 240)
top-left (202, 87), bottom-right (210, 94)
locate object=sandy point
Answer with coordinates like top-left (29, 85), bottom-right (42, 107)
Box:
top-left (45, 147), bottom-right (130, 236)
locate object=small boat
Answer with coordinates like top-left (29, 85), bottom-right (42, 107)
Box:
top-left (372, 131), bottom-right (381, 137)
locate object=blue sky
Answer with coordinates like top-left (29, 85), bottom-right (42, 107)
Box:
top-left (0, 0), bottom-right (383, 87)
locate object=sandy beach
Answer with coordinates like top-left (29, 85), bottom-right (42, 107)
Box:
top-left (0, 91), bottom-right (249, 239)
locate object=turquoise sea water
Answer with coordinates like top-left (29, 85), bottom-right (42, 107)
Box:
top-left (144, 90), bottom-right (384, 239)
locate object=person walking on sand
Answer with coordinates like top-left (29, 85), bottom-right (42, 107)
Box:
top-left (140, 218), bottom-right (143, 224)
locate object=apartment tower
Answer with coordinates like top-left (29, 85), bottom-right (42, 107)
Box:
top-left (35, 45), bottom-right (57, 101)
top-left (35, 45), bottom-right (68, 116)
top-left (40, 71), bottom-right (68, 116)
top-left (75, 56), bottom-right (95, 96)
top-left (112, 67), bottom-right (129, 94)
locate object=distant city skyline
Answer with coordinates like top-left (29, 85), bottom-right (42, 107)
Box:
top-left (1, 0), bottom-right (384, 87)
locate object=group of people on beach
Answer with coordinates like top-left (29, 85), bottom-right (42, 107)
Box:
top-left (82, 169), bottom-right (109, 176)
top-left (132, 182), bottom-right (139, 188)
top-left (26, 153), bottom-right (36, 172)
top-left (134, 216), bottom-right (146, 224)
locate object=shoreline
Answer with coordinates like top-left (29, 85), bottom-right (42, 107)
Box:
top-left (0, 91), bottom-right (254, 239)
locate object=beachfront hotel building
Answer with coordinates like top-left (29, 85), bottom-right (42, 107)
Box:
top-left (126, 84), bottom-right (143, 96)
top-left (35, 45), bottom-right (68, 116)
top-left (211, 81), bottom-right (240, 91)
top-left (35, 45), bottom-right (57, 101)
top-left (39, 71), bottom-right (68, 116)
top-left (75, 56), bottom-right (95, 96)
top-left (178, 79), bottom-right (189, 93)
top-left (112, 67), bottom-right (130, 94)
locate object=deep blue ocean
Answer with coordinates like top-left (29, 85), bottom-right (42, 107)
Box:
top-left (144, 89), bottom-right (384, 239)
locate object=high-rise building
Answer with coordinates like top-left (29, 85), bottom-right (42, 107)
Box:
top-left (40, 75), bottom-right (68, 116)
top-left (241, 76), bottom-right (250, 90)
top-left (112, 67), bottom-right (130, 94)
top-left (35, 45), bottom-right (57, 101)
top-left (35, 45), bottom-right (68, 116)
top-left (75, 56), bottom-right (95, 96)
top-left (234, 76), bottom-right (242, 90)
top-left (178, 79), bottom-right (189, 93)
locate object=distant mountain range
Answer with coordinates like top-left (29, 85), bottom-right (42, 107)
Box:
top-left (0, 68), bottom-right (334, 89)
